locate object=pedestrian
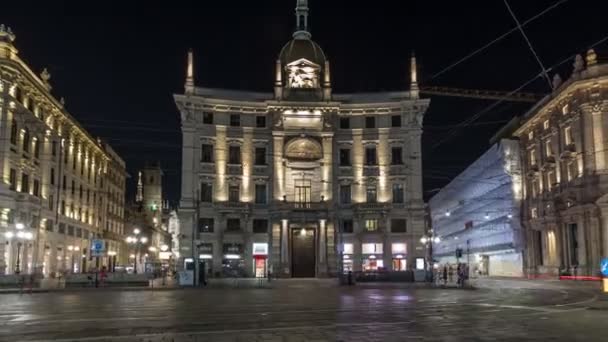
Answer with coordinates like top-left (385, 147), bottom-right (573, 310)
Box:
top-left (457, 264), bottom-right (462, 287)
top-left (442, 265), bottom-right (448, 285)
top-left (448, 264), bottom-right (454, 284)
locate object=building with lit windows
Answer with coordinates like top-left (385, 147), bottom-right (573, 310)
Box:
top-left (514, 50), bottom-right (608, 277)
top-left (430, 139), bottom-right (525, 277)
top-left (175, 1), bottom-right (430, 278)
top-left (0, 25), bottom-right (127, 276)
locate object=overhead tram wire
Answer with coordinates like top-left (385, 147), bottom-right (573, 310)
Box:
top-left (431, 34), bottom-right (608, 150)
top-left (504, 0), bottom-right (553, 90)
top-left (430, 0), bottom-right (569, 80)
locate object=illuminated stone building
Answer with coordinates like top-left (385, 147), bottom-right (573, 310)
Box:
top-left (0, 25), bottom-right (127, 276)
top-left (514, 50), bottom-right (608, 277)
top-left (175, 1), bottom-right (430, 278)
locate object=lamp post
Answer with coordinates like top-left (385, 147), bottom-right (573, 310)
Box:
top-left (4, 223), bottom-right (34, 274)
top-left (126, 229), bottom-right (147, 274)
top-left (420, 231), bottom-right (441, 282)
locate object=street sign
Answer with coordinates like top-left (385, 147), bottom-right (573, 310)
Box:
top-left (90, 239), bottom-right (106, 257)
top-left (601, 257), bottom-right (608, 277)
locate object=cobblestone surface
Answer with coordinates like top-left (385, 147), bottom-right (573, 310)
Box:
top-left (0, 279), bottom-right (605, 341)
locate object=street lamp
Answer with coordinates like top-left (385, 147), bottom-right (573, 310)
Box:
top-left (420, 231), bottom-right (441, 282)
top-left (126, 230), bottom-right (147, 273)
top-left (4, 223), bottom-right (34, 274)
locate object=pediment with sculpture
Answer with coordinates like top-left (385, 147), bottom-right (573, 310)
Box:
top-left (284, 136), bottom-right (323, 161)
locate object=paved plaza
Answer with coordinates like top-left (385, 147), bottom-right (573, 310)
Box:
top-left (0, 279), bottom-right (607, 341)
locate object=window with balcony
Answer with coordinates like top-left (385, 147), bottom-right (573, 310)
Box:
top-left (392, 184), bottom-right (404, 203)
top-left (22, 128), bottom-right (30, 153)
top-left (340, 185), bottom-right (351, 204)
top-left (365, 147), bottom-right (377, 166)
top-left (342, 219), bottom-right (353, 233)
top-left (10, 120), bottom-right (18, 145)
top-left (391, 115), bottom-right (402, 127)
top-left (339, 149), bottom-right (351, 166)
top-left (51, 140), bottom-right (57, 156)
top-left (200, 183), bottom-right (213, 202)
top-left (21, 173), bottom-right (29, 193)
top-left (229, 185), bottom-right (240, 203)
top-left (58, 223), bottom-right (66, 234)
top-left (366, 186), bottom-right (377, 203)
top-left (230, 114), bottom-right (240, 127)
top-left (9, 169), bottom-right (16, 191)
top-left (45, 219), bottom-right (54, 232)
top-left (391, 147), bottom-right (403, 165)
top-left (203, 112), bottom-right (214, 124)
top-left (564, 126), bottom-right (573, 146)
top-left (33, 179), bottom-right (40, 197)
top-left (226, 218), bottom-right (241, 232)
top-left (545, 140), bottom-right (553, 157)
top-left (198, 218), bottom-right (214, 233)
top-left (529, 149), bottom-right (537, 166)
top-left (253, 219), bottom-right (268, 233)
top-left (48, 195), bottom-right (54, 210)
top-left (365, 219), bottom-right (378, 232)
top-left (256, 116), bottom-right (266, 128)
top-left (391, 219), bottom-right (407, 233)
top-left (365, 116), bottom-right (376, 128)
top-left (229, 146), bottom-right (241, 164)
top-left (255, 184), bottom-right (267, 204)
top-left (255, 147), bottom-right (266, 165)
top-left (201, 144), bottom-right (213, 163)
top-left (340, 117), bottom-right (350, 129)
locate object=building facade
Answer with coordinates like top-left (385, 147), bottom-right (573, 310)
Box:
top-left (0, 25), bottom-right (127, 276)
top-left (514, 50), bottom-right (608, 277)
top-left (430, 139), bottom-right (524, 277)
top-left (175, 1), bottom-right (430, 278)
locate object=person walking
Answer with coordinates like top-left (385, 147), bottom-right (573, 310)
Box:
top-left (442, 265), bottom-right (448, 286)
top-left (448, 264), bottom-right (454, 285)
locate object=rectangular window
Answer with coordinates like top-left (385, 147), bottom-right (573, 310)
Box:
top-left (230, 114), bottom-right (240, 127)
top-left (198, 218), bottom-right (214, 233)
top-left (391, 147), bottom-right (403, 165)
top-left (71, 180), bottom-right (75, 195)
top-left (340, 117), bottom-right (350, 129)
top-left (253, 219), bottom-right (268, 234)
top-left (9, 169), bottom-right (16, 190)
top-left (339, 149), bottom-right (351, 166)
top-left (366, 186), bottom-right (377, 203)
top-left (229, 185), bottom-right (240, 202)
top-left (365, 219), bottom-right (378, 232)
top-left (365, 116), bottom-right (376, 129)
top-left (365, 147), bottom-right (377, 166)
top-left (45, 219), bottom-right (54, 232)
top-left (67, 225), bottom-right (74, 236)
top-left (76, 228), bottom-right (82, 238)
top-left (547, 171), bottom-right (554, 191)
top-left (203, 112), bottom-right (214, 124)
top-left (229, 145), bottom-right (241, 164)
top-left (256, 116), bottom-right (266, 128)
top-left (392, 184), bottom-right (404, 203)
top-left (391, 115), bottom-right (402, 127)
top-left (63, 176), bottom-right (67, 190)
top-left (531, 179), bottom-right (538, 198)
top-left (391, 219), bottom-right (407, 233)
top-left (343, 243), bottom-right (354, 254)
top-left (33, 179), bottom-right (40, 197)
top-left (564, 126), bottom-right (572, 146)
top-left (531, 207), bottom-right (538, 219)
top-left (568, 223), bottom-right (579, 265)
top-left (255, 184), bottom-right (267, 204)
top-left (226, 218), bottom-right (240, 232)
top-left (340, 185), bottom-right (351, 204)
top-left (200, 183), bottom-right (213, 202)
top-left (51, 141), bottom-right (57, 156)
top-left (58, 223), bottom-right (66, 234)
top-left (255, 147), bottom-right (266, 165)
top-left (545, 140), bottom-right (552, 157)
top-left (392, 242), bottom-right (407, 253)
top-left (201, 144), bottom-right (214, 163)
top-left (49, 195), bottom-right (54, 210)
top-left (21, 173), bottom-right (29, 193)
top-left (362, 243), bottom-right (383, 254)
top-left (34, 139), bottom-right (40, 159)
top-left (50, 168), bottom-right (55, 185)
top-left (342, 219), bottom-right (353, 233)
top-left (79, 185), bottom-right (83, 199)
top-left (10, 120), bottom-right (18, 145)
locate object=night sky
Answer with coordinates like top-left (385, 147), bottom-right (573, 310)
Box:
top-left (1, 0), bottom-right (605, 203)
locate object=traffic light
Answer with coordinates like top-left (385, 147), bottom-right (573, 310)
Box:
top-left (455, 248), bottom-right (463, 258)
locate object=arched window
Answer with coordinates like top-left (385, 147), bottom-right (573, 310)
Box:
top-left (22, 128), bottom-right (30, 153)
top-left (10, 119), bottom-right (18, 145)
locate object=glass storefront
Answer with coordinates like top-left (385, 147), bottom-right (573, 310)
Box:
top-left (343, 255), bottom-right (353, 272)
top-left (252, 243), bottom-right (268, 278)
top-left (222, 243), bottom-right (245, 277)
top-left (392, 257), bottom-right (406, 271)
top-left (363, 256), bottom-right (384, 271)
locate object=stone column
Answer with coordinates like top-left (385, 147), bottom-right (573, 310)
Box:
top-left (180, 126), bottom-right (196, 208)
top-left (378, 128), bottom-right (390, 202)
top-left (352, 130), bottom-right (364, 203)
top-left (242, 128), bottom-right (253, 202)
top-left (281, 219), bottom-right (289, 276)
top-left (588, 214), bottom-right (601, 276)
top-left (272, 135), bottom-right (285, 201)
top-left (215, 126), bottom-right (228, 201)
top-left (321, 135), bottom-right (333, 201)
top-left (318, 219), bottom-right (326, 276)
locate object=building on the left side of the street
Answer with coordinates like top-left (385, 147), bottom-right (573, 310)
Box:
top-left (429, 138), bottom-right (525, 277)
top-left (0, 25), bottom-right (128, 276)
